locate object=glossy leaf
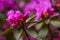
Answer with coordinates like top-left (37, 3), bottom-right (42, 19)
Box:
top-left (26, 29), bottom-right (37, 38)
top-left (45, 19), bottom-right (50, 24)
top-left (35, 22), bottom-right (43, 30)
top-left (26, 15), bottom-right (36, 23)
top-left (51, 20), bottom-right (60, 27)
top-left (28, 23), bottom-right (37, 28)
top-left (38, 27), bottom-right (48, 39)
top-left (1, 27), bottom-right (14, 35)
top-left (13, 29), bottom-right (24, 40)
top-left (37, 38), bottom-right (43, 40)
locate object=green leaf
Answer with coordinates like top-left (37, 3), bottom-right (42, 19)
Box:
top-left (50, 20), bottom-right (60, 27)
top-left (28, 23), bottom-right (37, 28)
top-left (45, 19), bottom-right (50, 24)
top-left (26, 15), bottom-right (36, 23)
top-left (26, 29), bottom-right (37, 38)
top-left (38, 27), bottom-right (48, 39)
top-left (13, 29), bottom-right (23, 40)
top-left (35, 22), bottom-right (43, 30)
top-left (37, 38), bottom-right (43, 40)
top-left (1, 27), bottom-right (14, 35)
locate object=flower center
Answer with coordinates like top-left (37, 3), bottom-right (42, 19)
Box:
top-left (43, 11), bottom-right (49, 18)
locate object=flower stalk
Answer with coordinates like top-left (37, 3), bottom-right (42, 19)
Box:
top-left (47, 24), bottom-right (53, 40)
top-left (21, 22), bottom-right (30, 40)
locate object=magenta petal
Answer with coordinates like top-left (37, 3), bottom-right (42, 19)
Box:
top-left (58, 32), bottom-right (60, 37)
top-left (7, 10), bottom-right (15, 22)
top-left (35, 10), bottom-right (42, 21)
top-left (23, 11), bottom-right (30, 20)
top-left (0, 0), bottom-right (18, 11)
top-left (0, 35), bottom-right (6, 40)
top-left (24, 11), bottom-right (30, 17)
top-left (0, 4), bottom-right (4, 11)
top-left (35, 14), bottom-right (41, 21)
top-left (53, 38), bottom-right (60, 40)
top-left (15, 11), bottom-right (23, 19)
top-left (7, 10), bottom-right (14, 16)
top-left (19, 1), bottom-right (25, 8)
top-left (24, 1), bottom-right (37, 12)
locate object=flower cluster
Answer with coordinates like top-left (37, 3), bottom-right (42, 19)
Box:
top-left (0, 0), bottom-right (18, 11)
top-left (24, 0), bottom-right (53, 21)
top-left (6, 10), bottom-right (30, 27)
top-left (6, 0), bottom-right (53, 28)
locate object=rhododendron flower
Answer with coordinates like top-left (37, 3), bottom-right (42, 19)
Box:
top-left (51, 0), bottom-right (60, 6)
top-left (6, 10), bottom-right (30, 27)
top-left (18, 0), bottom-right (26, 8)
top-left (58, 32), bottom-right (60, 37)
top-left (35, 0), bottom-right (52, 20)
top-left (0, 35), bottom-right (6, 40)
top-left (53, 38), bottom-right (60, 40)
top-left (24, 1), bottom-right (37, 12)
top-left (0, 0), bottom-right (18, 11)
top-left (24, 0), bottom-right (53, 21)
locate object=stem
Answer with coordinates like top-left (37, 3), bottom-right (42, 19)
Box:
top-left (0, 27), bottom-right (14, 35)
top-left (47, 24), bottom-right (53, 40)
top-left (22, 22), bottom-right (30, 40)
top-left (23, 26), bottom-right (30, 40)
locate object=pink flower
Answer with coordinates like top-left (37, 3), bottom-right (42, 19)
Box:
top-left (6, 10), bottom-right (30, 27)
top-left (58, 32), bottom-right (60, 37)
top-left (18, 0), bottom-right (25, 8)
top-left (24, 1), bottom-right (37, 12)
top-left (24, 0), bottom-right (53, 21)
top-left (35, 0), bottom-right (52, 21)
top-left (0, 35), bottom-right (6, 40)
top-left (53, 38), bottom-right (60, 40)
top-left (53, 32), bottom-right (60, 40)
top-left (0, 0), bottom-right (18, 11)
